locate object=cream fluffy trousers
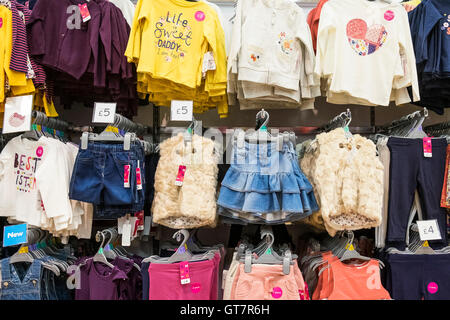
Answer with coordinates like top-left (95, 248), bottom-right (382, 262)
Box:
top-left (300, 128), bottom-right (384, 236)
top-left (152, 133), bottom-right (219, 229)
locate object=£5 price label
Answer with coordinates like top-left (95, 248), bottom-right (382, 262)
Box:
top-left (92, 102), bottom-right (117, 123)
top-left (171, 100), bottom-right (193, 122)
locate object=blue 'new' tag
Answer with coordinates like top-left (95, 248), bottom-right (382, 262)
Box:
top-left (3, 224), bottom-right (27, 247)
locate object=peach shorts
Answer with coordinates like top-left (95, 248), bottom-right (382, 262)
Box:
top-left (230, 262), bottom-right (307, 300)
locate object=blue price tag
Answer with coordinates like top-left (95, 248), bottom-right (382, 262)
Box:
top-left (3, 224), bottom-right (27, 247)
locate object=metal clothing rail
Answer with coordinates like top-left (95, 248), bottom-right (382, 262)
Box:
top-left (424, 120), bottom-right (450, 136)
top-left (314, 108), bottom-right (352, 133)
top-left (32, 111), bottom-right (69, 131)
top-left (109, 114), bottom-right (148, 136)
top-left (68, 114), bottom-right (150, 137)
top-left (158, 125), bottom-right (376, 136)
top-left (375, 108), bottom-right (428, 134)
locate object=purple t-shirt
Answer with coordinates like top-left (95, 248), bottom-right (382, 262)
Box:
top-left (75, 258), bottom-right (128, 300)
top-left (113, 256), bottom-right (142, 300)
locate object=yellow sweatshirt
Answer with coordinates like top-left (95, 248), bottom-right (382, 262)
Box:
top-left (125, 0), bottom-right (228, 117)
top-left (1, 7), bottom-right (35, 103)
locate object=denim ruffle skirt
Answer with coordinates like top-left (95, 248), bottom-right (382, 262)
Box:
top-left (217, 132), bottom-right (319, 224)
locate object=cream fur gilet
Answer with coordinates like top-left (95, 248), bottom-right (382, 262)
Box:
top-left (300, 128), bottom-right (384, 236)
top-left (152, 133), bottom-right (219, 229)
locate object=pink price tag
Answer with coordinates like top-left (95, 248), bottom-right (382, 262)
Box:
top-left (427, 282), bottom-right (438, 294)
top-left (195, 11), bottom-right (205, 22)
top-left (124, 165), bottom-right (130, 188)
top-left (271, 287), bottom-right (283, 299)
top-left (136, 167), bottom-right (142, 190)
top-left (180, 262), bottom-right (191, 285)
top-left (304, 283), bottom-right (310, 300)
top-left (36, 146), bottom-right (43, 157)
top-left (299, 290), bottom-right (305, 300)
top-left (423, 137), bottom-right (432, 158)
top-left (384, 10), bottom-right (395, 21)
top-left (78, 3), bottom-right (91, 22)
top-left (191, 283), bottom-right (201, 294)
top-left (175, 165), bottom-right (186, 186)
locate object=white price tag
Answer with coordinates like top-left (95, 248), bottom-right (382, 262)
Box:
top-left (92, 102), bottom-right (116, 123)
top-left (202, 51), bottom-right (216, 78)
top-left (171, 100), bottom-right (193, 122)
top-left (417, 219), bottom-right (442, 241)
top-left (122, 221), bottom-right (131, 247)
top-left (3, 95), bottom-right (33, 134)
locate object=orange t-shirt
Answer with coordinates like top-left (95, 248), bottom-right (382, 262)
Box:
top-left (325, 259), bottom-right (391, 300)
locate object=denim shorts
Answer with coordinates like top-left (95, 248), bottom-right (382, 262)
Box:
top-left (69, 142), bottom-right (144, 208)
top-left (217, 134), bottom-right (319, 224)
top-left (90, 143), bottom-right (146, 219)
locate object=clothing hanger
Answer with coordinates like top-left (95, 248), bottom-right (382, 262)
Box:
top-left (21, 111), bottom-right (42, 141)
top-left (143, 230), bottom-right (215, 264)
top-left (8, 229), bottom-right (61, 275)
top-left (406, 110), bottom-right (427, 138)
top-left (146, 251), bottom-right (216, 264)
top-left (102, 229), bottom-right (118, 260)
top-left (183, 116), bottom-right (202, 144)
top-left (108, 227), bottom-right (128, 257)
top-left (306, 109), bottom-right (352, 154)
top-left (252, 238), bottom-right (270, 257)
top-left (241, 227), bottom-right (294, 275)
top-left (110, 227), bottom-right (142, 271)
top-left (424, 118), bottom-right (450, 138)
top-left (81, 114), bottom-right (137, 150)
top-left (338, 231), bottom-right (373, 263)
top-left (235, 243), bottom-right (249, 260)
top-left (105, 227), bottom-right (141, 271)
top-left (343, 109), bottom-right (352, 138)
top-left (228, 0), bottom-right (238, 22)
top-left (40, 114), bottom-right (53, 138)
top-left (254, 109), bottom-right (272, 143)
top-left (405, 191), bottom-right (424, 245)
top-left (386, 109), bottom-right (429, 137)
top-left (397, 222), bottom-right (450, 254)
top-left (48, 118), bottom-right (62, 141)
top-left (92, 232), bottom-right (115, 269)
top-left (169, 230), bottom-right (219, 263)
top-left (166, 230), bottom-right (194, 263)
top-left (319, 231), bottom-right (384, 276)
top-left (240, 109), bottom-right (292, 147)
top-left (316, 109), bottom-right (352, 134)
top-left (412, 241), bottom-right (436, 254)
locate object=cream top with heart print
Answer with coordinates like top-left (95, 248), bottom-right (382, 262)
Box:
top-left (314, 0), bottom-right (420, 106)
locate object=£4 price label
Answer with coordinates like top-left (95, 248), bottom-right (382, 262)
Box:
top-left (417, 219), bottom-right (442, 241)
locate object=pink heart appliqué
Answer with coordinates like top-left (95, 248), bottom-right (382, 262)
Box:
top-left (346, 19), bottom-right (388, 56)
